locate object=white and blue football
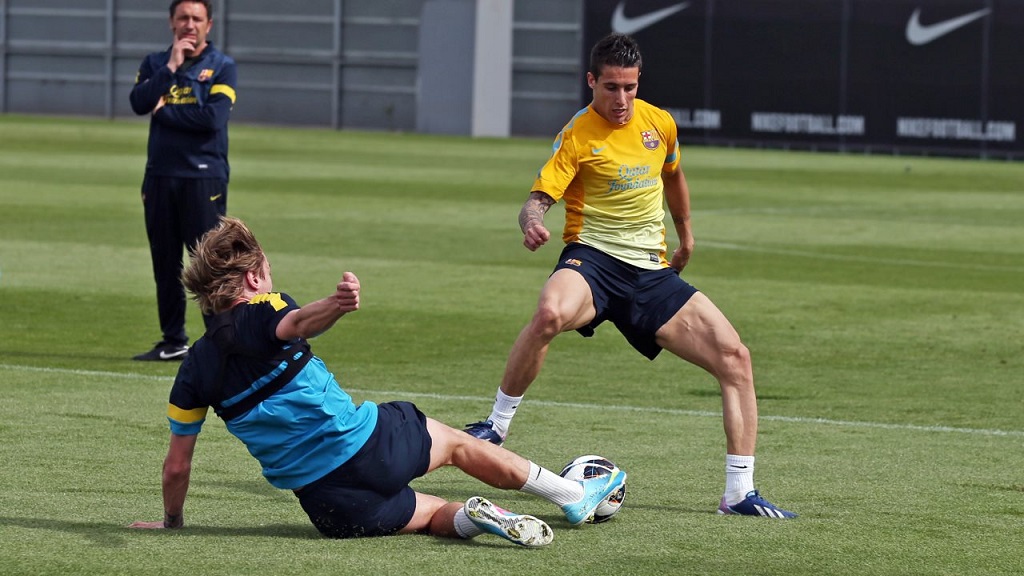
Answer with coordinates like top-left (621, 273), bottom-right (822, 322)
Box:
top-left (559, 455), bottom-right (626, 523)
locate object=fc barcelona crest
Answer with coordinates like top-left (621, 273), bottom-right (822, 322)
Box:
top-left (641, 129), bottom-right (660, 151)
top-left (198, 69), bottom-right (214, 82)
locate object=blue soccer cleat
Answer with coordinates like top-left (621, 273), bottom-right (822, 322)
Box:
top-left (561, 468), bottom-right (627, 526)
top-left (463, 420), bottom-right (504, 445)
top-left (717, 490), bottom-right (797, 518)
top-left (464, 497), bottom-right (553, 547)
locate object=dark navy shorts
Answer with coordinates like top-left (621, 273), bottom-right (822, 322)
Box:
top-left (294, 401), bottom-right (432, 539)
top-left (553, 243), bottom-right (698, 360)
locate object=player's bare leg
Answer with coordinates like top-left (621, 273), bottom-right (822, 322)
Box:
top-left (427, 417), bottom-right (532, 487)
top-left (500, 269), bottom-right (597, 397)
top-left (466, 270), bottom-right (596, 442)
top-left (426, 418), bottom-right (620, 537)
top-left (655, 292), bottom-right (757, 455)
top-left (403, 493), bottom-right (554, 546)
top-left (401, 492), bottom-right (456, 535)
top-left (656, 292), bottom-right (796, 517)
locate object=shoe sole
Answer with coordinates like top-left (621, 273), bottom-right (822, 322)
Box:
top-left (465, 497), bottom-right (553, 547)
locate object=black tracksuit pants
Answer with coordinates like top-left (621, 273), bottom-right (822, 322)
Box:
top-left (141, 175), bottom-right (227, 346)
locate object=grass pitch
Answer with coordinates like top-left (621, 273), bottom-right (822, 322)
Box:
top-left (0, 114), bottom-right (1022, 575)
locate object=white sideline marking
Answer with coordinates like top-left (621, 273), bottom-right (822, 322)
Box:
top-left (3, 363), bottom-right (1022, 438)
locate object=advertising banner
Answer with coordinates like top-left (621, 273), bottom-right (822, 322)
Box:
top-left (583, 0), bottom-right (1023, 158)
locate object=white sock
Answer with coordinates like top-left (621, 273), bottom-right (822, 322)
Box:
top-left (724, 454), bottom-right (755, 505)
top-left (453, 507), bottom-right (483, 539)
top-left (520, 462), bottom-right (584, 506)
top-left (487, 389), bottom-right (522, 438)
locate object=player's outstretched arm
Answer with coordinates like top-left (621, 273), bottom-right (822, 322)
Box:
top-left (519, 191), bottom-right (555, 251)
top-left (130, 433), bottom-right (197, 530)
top-left (276, 272), bottom-right (360, 341)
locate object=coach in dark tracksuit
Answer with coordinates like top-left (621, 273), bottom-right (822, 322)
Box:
top-left (129, 0), bottom-right (237, 361)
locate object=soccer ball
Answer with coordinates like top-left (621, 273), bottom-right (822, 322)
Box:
top-left (559, 455), bottom-right (626, 523)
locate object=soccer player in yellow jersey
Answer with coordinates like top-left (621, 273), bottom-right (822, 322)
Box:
top-left (465, 33), bottom-right (796, 518)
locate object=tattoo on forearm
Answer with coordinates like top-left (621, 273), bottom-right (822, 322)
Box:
top-left (519, 192), bottom-right (555, 233)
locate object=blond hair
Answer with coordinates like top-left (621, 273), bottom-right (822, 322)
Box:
top-left (181, 216), bottom-right (266, 315)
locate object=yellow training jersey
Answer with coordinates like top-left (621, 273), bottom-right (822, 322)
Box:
top-left (532, 98), bottom-right (680, 270)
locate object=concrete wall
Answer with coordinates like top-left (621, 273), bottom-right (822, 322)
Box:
top-left (0, 0), bottom-right (583, 137)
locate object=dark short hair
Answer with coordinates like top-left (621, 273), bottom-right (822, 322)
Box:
top-left (169, 0), bottom-right (212, 19)
top-left (589, 33), bottom-right (643, 79)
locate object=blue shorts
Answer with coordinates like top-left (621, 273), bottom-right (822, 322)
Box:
top-left (293, 401), bottom-right (432, 538)
top-left (554, 243), bottom-right (698, 360)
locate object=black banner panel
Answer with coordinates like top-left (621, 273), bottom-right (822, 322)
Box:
top-left (979, 0), bottom-right (1024, 156)
top-left (709, 0), bottom-right (851, 146)
top-left (848, 0), bottom-right (992, 154)
top-left (583, 0), bottom-right (1024, 158)
top-left (583, 0), bottom-right (713, 132)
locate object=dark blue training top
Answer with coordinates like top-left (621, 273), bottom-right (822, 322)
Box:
top-left (129, 42), bottom-right (237, 181)
top-left (166, 292), bottom-right (378, 490)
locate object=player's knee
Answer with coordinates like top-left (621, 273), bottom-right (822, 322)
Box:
top-left (426, 420), bottom-right (466, 466)
top-left (718, 342), bottom-right (753, 384)
top-left (529, 304), bottom-right (565, 339)
top-left (449, 428), bottom-right (492, 468)
top-left (730, 342), bottom-right (751, 365)
top-left (426, 501), bottom-right (463, 538)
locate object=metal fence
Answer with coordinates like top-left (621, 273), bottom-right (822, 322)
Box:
top-left (0, 0), bottom-right (583, 136)
top-left (8, 0), bottom-right (1014, 158)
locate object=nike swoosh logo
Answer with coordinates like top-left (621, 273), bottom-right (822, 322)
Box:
top-left (209, 193), bottom-right (223, 201)
top-left (905, 8), bottom-right (991, 46)
top-left (611, 1), bottom-right (690, 35)
top-left (159, 349), bottom-right (187, 360)
top-left (592, 146), bottom-right (606, 154)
